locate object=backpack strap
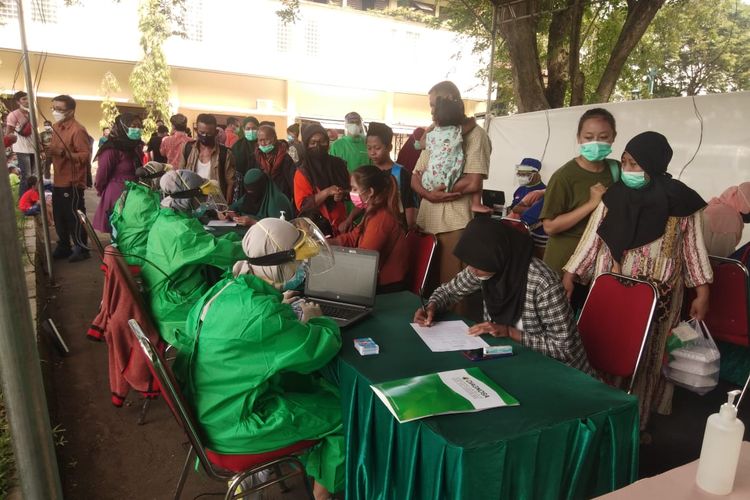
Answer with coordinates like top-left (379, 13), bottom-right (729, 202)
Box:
top-left (390, 163), bottom-right (403, 191)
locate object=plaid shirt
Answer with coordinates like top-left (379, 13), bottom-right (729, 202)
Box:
top-left (428, 258), bottom-right (593, 374)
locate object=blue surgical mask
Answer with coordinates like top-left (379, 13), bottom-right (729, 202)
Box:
top-left (259, 144), bottom-right (275, 154)
top-left (282, 263), bottom-right (308, 291)
top-left (127, 127), bottom-right (142, 140)
top-left (621, 171), bottom-right (648, 189)
top-left (413, 140), bottom-right (422, 150)
top-left (287, 134), bottom-right (295, 143)
top-left (245, 130), bottom-right (258, 141)
top-left (579, 141), bottom-right (612, 162)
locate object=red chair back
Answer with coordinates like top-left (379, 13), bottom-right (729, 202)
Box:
top-left (406, 230), bottom-right (437, 295)
top-left (577, 273), bottom-right (657, 393)
top-left (500, 217), bottom-right (530, 235)
top-left (703, 256), bottom-right (750, 346)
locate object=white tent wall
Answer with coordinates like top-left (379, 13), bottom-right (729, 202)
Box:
top-left (486, 91), bottom-right (750, 246)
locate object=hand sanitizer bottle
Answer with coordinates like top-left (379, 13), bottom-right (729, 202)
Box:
top-left (696, 389), bottom-right (744, 495)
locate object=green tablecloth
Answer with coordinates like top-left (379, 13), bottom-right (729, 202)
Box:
top-left (335, 291), bottom-right (639, 500)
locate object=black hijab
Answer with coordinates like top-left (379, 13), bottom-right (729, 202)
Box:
top-left (299, 123), bottom-right (350, 210)
top-left (453, 217), bottom-right (534, 325)
top-left (598, 131), bottom-right (706, 262)
top-left (232, 116), bottom-right (260, 175)
top-left (95, 113), bottom-right (142, 165)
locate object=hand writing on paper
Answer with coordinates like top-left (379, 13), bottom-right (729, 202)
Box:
top-left (413, 303), bottom-right (436, 327)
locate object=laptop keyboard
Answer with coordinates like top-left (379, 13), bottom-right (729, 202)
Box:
top-left (319, 303), bottom-right (363, 320)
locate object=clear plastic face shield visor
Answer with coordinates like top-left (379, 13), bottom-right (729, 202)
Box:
top-left (169, 179), bottom-right (229, 214)
top-left (246, 217), bottom-right (334, 276)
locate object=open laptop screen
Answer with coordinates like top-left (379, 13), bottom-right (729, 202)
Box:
top-left (306, 246), bottom-right (379, 307)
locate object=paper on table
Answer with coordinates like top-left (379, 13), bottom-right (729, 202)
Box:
top-left (410, 320), bottom-right (489, 352)
top-left (206, 220), bottom-right (238, 227)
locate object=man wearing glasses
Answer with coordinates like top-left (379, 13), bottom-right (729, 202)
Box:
top-left (47, 94), bottom-right (93, 262)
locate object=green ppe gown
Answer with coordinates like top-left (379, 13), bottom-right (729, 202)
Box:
top-left (110, 181), bottom-right (161, 265)
top-left (173, 274), bottom-right (345, 493)
top-left (328, 135), bottom-right (370, 173)
top-left (140, 209), bottom-right (245, 352)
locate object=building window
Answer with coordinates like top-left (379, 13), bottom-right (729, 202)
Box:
top-left (305, 20), bottom-right (319, 57)
top-left (0, 2), bottom-right (18, 23)
top-left (277, 20), bottom-right (290, 53)
top-left (183, 0), bottom-right (203, 42)
top-left (31, 0), bottom-right (58, 24)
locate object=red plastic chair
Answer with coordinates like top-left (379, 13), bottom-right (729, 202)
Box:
top-left (702, 256), bottom-right (750, 346)
top-left (577, 273), bottom-right (657, 393)
top-left (500, 217), bottom-right (530, 235)
top-left (128, 319), bottom-right (316, 500)
top-left (405, 230), bottom-right (437, 295)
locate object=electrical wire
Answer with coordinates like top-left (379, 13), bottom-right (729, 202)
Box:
top-left (540, 109), bottom-right (551, 163)
top-left (677, 96), bottom-right (704, 180)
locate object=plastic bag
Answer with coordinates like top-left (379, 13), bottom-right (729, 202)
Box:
top-left (666, 319), bottom-right (720, 395)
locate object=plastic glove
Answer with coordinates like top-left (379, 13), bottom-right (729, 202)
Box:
top-left (300, 301), bottom-right (322, 323)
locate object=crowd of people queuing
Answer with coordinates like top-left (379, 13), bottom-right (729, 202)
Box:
top-left (5, 78), bottom-right (750, 498)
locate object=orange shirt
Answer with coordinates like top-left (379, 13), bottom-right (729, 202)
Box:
top-left (293, 170), bottom-right (347, 234)
top-left (50, 118), bottom-right (91, 188)
top-left (336, 207), bottom-right (408, 287)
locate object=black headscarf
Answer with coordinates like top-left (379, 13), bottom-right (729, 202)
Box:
top-left (299, 123), bottom-right (350, 210)
top-left (453, 217), bottom-right (534, 325)
top-left (95, 113), bottom-right (142, 166)
top-left (598, 131), bottom-right (706, 262)
top-left (231, 116), bottom-right (260, 176)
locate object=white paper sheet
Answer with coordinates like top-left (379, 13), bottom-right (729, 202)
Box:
top-left (410, 320), bottom-right (489, 352)
top-left (205, 220), bottom-right (237, 227)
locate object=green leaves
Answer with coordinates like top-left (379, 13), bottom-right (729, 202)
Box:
top-left (99, 71), bottom-right (121, 131)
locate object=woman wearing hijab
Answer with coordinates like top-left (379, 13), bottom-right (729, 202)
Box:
top-left (141, 170), bottom-right (245, 352)
top-left (563, 131), bottom-right (712, 429)
top-left (93, 113), bottom-right (143, 233)
top-left (414, 217), bottom-right (592, 373)
top-left (702, 182), bottom-right (750, 257)
top-left (255, 124), bottom-right (296, 200)
top-left (173, 218), bottom-right (344, 500)
top-left (228, 169), bottom-right (294, 224)
top-left (231, 116), bottom-right (260, 198)
top-left (293, 123), bottom-right (351, 235)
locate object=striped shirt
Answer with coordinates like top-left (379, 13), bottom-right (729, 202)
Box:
top-left (428, 258), bottom-right (594, 374)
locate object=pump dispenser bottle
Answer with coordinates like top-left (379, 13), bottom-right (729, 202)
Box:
top-left (695, 390), bottom-right (744, 495)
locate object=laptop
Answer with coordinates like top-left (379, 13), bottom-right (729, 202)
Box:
top-left (301, 245), bottom-right (379, 328)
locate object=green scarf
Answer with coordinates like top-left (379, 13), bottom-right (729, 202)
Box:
top-left (231, 169), bottom-right (293, 219)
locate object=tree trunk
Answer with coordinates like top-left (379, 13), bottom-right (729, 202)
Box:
top-left (593, 0), bottom-right (666, 103)
top-left (498, 1), bottom-right (549, 112)
top-left (545, 4), bottom-right (573, 108)
top-left (568, 0), bottom-right (585, 106)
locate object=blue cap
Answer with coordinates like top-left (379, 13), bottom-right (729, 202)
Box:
top-left (518, 157), bottom-right (541, 171)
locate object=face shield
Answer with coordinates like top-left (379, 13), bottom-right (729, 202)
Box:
top-left (167, 179), bottom-right (228, 214)
top-left (245, 217), bottom-right (334, 276)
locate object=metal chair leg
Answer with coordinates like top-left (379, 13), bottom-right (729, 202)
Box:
top-left (137, 398), bottom-right (151, 425)
top-left (273, 464), bottom-right (290, 493)
top-left (173, 445), bottom-right (194, 500)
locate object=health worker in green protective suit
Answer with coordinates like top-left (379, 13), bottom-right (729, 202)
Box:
top-left (109, 161), bottom-right (167, 266)
top-left (173, 217), bottom-right (345, 500)
top-left (140, 169), bottom-right (245, 353)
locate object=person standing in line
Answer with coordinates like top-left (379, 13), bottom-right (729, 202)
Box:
top-left (178, 113), bottom-right (236, 202)
top-left (47, 94), bottom-right (93, 262)
top-left (224, 116), bottom-right (240, 148)
top-left (409, 81), bottom-right (491, 303)
top-left (39, 120), bottom-right (54, 181)
top-left (98, 127), bottom-right (111, 147)
top-left (159, 113), bottom-right (191, 167)
top-left (92, 113), bottom-right (143, 233)
top-left (146, 124), bottom-right (169, 163)
top-left (5, 91), bottom-right (36, 198)
top-left (329, 111), bottom-right (370, 173)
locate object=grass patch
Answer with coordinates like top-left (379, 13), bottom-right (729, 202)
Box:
top-left (0, 390), bottom-right (17, 497)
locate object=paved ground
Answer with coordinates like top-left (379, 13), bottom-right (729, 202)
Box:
top-left (40, 189), bottom-right (749, 499)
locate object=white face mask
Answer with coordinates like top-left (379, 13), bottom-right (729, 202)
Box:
top-left (345, 123), bottom-right (361, 137)
top-left (517, 174), bottom-right (533, 186)
top-left (52, 110), bottom-right (66, 123)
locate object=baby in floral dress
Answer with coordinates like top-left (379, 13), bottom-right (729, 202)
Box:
top-left (421, 96), bottom-right (486, 212)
